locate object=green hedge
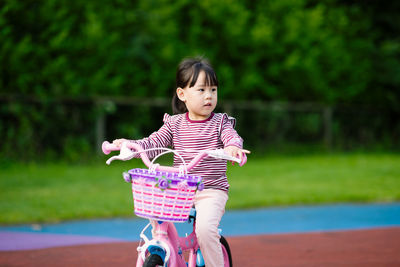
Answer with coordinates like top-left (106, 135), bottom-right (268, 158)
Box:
top-left (1, 0), bottom-right (399, 160)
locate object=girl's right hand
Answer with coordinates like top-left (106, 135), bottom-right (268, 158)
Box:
top-left (224, 145), bottom-right (250, 166)
top-left (112, 138), bottom-right (129, 148)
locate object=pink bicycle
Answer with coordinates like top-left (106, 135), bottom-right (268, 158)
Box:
top-left (102, 141), bottom-right (246, 267)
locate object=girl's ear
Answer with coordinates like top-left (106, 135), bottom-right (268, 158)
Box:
top-left (176, 87), bottom-right (186, 102)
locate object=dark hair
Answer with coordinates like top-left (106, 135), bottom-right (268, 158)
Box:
top-left (172, 57), bottom-right (219, 114)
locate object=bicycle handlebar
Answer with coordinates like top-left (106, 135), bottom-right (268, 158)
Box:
top-left (102, 141), bottom-right (246, 173)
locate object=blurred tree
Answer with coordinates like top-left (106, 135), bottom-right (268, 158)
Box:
top-left (0, 0), bottom-right (398, 160)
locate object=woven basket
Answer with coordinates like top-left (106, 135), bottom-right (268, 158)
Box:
top-left (127, 168), bottom-right (203, 222)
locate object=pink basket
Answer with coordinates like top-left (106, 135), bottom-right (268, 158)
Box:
top-left (127, 168), bottom-right (203, 222)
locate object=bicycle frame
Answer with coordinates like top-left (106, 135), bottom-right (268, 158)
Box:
top-left (102, 141), bottom-right (237, 266)
top-left (136, 219), bottom-right (200, 267)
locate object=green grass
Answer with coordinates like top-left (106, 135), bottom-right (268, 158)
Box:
top-left (1, 153), bottom-right (399, 225)
top-left (227, 153), bottom-right (400, 209)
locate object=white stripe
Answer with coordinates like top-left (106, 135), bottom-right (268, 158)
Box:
top-left (134, 113), bottom-right (242, 191)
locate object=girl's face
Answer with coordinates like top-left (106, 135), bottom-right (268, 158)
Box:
top-left (177, 70), bottom-right (218, 120)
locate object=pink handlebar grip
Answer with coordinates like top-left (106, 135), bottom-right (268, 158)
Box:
top-left (240, 153), bottom-right (247, 166)
top-left (102, 141), bottom-right (119, 155)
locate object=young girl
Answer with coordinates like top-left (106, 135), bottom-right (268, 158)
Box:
top-left (113, 57), bottom-right (249, 267)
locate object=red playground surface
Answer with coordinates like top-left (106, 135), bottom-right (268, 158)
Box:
top-left (1, 227), bottom-right (399, 266)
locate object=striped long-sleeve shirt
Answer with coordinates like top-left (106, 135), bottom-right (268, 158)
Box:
top-left (132, 112), bottom-right (243, 191)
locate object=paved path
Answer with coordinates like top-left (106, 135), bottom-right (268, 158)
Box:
top-left (1, 203), bottom-right (399, 251)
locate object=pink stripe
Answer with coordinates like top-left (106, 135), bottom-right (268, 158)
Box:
top-left (132, 113), bottom-right (243, 191)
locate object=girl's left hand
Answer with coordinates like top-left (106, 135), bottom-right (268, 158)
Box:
top-left (224, 146), bottom-right (251, 165)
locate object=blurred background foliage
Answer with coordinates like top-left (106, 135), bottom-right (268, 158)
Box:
top-left (1, 0), bottom-right (399, 161)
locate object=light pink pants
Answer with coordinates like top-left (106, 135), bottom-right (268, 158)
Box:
top-left (194, 189), bottom-right (229, 267)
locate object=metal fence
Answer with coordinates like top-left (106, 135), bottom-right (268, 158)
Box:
top-left (0, 95), bottom-right (397, 160)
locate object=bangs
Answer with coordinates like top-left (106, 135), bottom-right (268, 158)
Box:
top-left (189, 62), bottom-right (219, 87)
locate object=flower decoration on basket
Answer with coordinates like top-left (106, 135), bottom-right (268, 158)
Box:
top-left (197, 182), bottom-right (205, 191)
top-left (122, 172), bottom-right (132, 183)
top-left (156, 176), bottom-right (171, 190)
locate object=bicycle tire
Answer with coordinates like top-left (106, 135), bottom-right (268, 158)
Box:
top-left (220, 236), bottom-right (233, 267)
top-left (143, 254), bottom-right (164, 267)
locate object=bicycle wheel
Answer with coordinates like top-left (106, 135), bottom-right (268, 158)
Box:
top-left (143, 254), bottom-right (164, 267)
top-left (220, 236), bottom-right (233, 267)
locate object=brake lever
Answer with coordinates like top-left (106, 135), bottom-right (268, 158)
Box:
top-left (106, 142), bottom-right (136, 165)
top-left (205, 149), bottom-right (241, 164)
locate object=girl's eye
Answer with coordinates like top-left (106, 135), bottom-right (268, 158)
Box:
top-left (212, 88), bottom-right (217, 92)
top-left (198, 88), bottom-right (204, 92)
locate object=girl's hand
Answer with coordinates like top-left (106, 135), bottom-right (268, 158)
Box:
top-left (224, 146), bottom-right (251, 165)
top-left (112, 138), bottom-right (129, 148)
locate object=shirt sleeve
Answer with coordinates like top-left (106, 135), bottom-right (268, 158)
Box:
top-left (130, 113), bottom-right (173, 159)
top-left (220, 114), bottom-right (243, 148)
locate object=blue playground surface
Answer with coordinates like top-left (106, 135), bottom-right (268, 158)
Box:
top-left (1, 202), bottom-right (399, 251)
